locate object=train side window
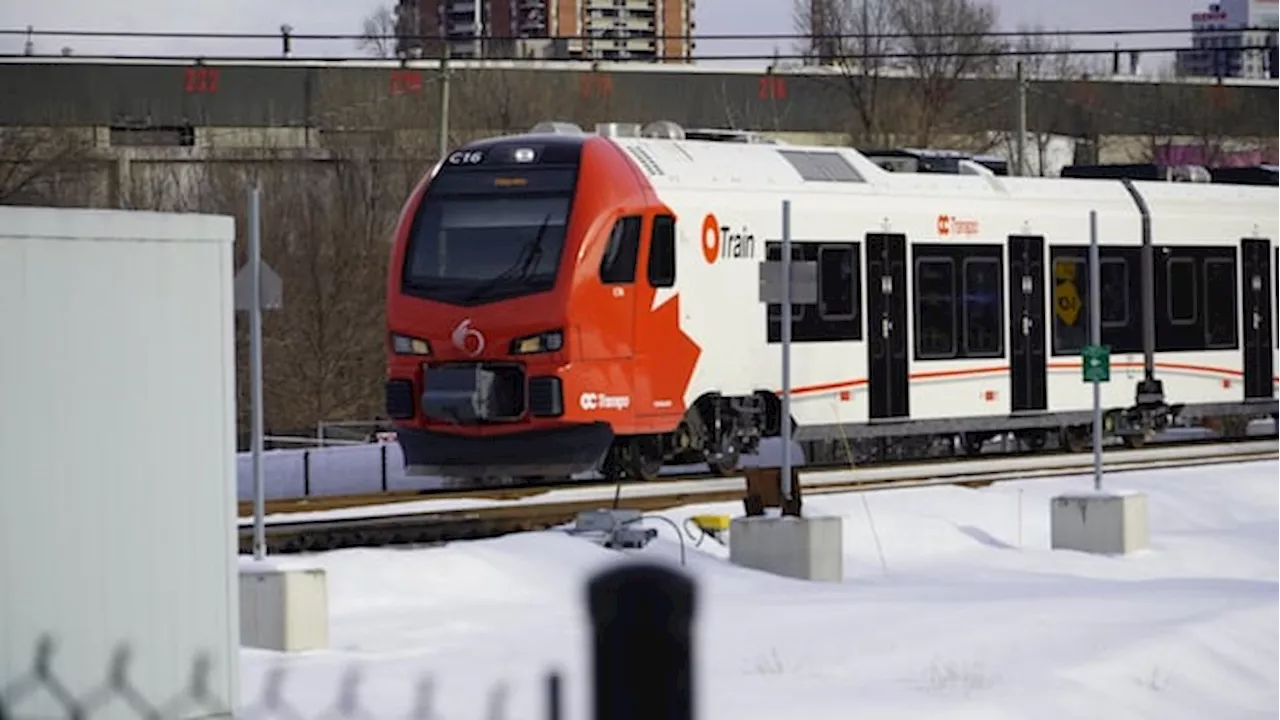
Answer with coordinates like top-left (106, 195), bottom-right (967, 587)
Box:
top-left (962, 256), bottom-right (1002, 357)
top-left (1051, 255), bottom-right (1087, 354)
top-left (647, 214), bottom-right (676, 288)
top-left (1166, 257), bottom-right (1197, 325)
top-left (599, 215), bottom-right (641, 284)
top-left (1051, 247), bottom-right (1143, 356)
top-left (1155, 245), bottom-right (1237, 352)
top-left (1100, 257), bottom-right (1129, 328)
top-left (818, 244), bottom-right (857, 321)
top-left (1203, 257), bottom-right (1237, 348)
top-left (915, 256), bottom-right (957, 359)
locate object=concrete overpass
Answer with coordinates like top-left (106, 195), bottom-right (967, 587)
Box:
top-left (0, 57), bottom-right (1275, 141)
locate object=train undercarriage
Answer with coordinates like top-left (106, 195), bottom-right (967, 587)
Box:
top-left (591, 387), bottom-right (1278, 483)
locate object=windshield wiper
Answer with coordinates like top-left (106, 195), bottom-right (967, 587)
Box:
top-left (462, 213), bottom-right (552, 303)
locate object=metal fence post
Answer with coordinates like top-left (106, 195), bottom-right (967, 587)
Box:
top-left (381, 444), bottom-right (388, 492)
top-left (589, 563), bottom-right (696, 720)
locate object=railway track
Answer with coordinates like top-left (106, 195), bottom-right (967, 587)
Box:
top-left (235, 430), bottom-right (1274, 518)
top-left (235, 437), bottom-right (1277, 555)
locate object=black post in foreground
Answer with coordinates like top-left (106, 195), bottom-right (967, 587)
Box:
top-left (589, 563), bottom-right (697, 720)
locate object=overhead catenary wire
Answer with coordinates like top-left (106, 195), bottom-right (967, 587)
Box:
top-left (4, 43), bottom-right (1276, 63)
top-left (2, 25), bottom-right (1276, 42)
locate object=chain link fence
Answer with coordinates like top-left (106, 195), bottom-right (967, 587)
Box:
top-left (2, 563), bottom-right (694, 720)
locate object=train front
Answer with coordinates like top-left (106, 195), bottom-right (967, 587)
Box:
top-left (383, 131), bottom-right (633, 481)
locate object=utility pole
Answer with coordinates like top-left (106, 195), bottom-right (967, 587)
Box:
top-left (1015, 60), bottom-right (1027, 177)
top-left (780, 199), bottom-right (793, 505)
top-left (248, 183), bottom-right (266, 560)
top-left (438, 44), bottom-right (451, 159)
top-left (233, 183), bottom-right (283, 560)
top-left (1088, 210), bottom-right (1105, 492)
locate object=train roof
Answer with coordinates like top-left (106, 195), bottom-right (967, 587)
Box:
top-left (511, 120), bottom-right (1279, 207)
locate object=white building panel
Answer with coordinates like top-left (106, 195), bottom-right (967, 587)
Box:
top-left (0, 206), bottom-right (239, 719)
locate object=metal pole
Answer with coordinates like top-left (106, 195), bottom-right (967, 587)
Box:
top-left (438, 45), bottom-right (451, 159)
top-left (780, 199), bottom-right (793, 503)
top-left (249, 182), bottom-right (267, 560)
top-left (1089, 210), bottom-right (1103, 492)
top-left (1015, 60), bottom-right (1027, 177)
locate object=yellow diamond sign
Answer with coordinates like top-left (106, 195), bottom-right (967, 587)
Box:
top-left (1054, 280), bottom-right (1081, 326)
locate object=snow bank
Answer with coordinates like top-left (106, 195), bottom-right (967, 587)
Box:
top-left (237, 459), bottom-right (1278, 719)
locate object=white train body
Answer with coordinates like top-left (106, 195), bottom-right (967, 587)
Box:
top-left (611, 132), bottom-right (1277, 442)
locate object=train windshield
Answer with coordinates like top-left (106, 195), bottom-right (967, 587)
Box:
top-left (401, 171), bottom-right (573, 306)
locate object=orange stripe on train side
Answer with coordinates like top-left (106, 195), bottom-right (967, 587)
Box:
top-left (780, 360), bottom-right (1250, 397)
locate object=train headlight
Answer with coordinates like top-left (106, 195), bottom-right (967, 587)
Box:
top-left (392, 333), bottom-right (432, 356)
top-left (510, 329), bottom-right (564, 355)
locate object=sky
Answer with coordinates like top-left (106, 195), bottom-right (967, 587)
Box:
top-left (0, 0), bottom-right (1220, 73)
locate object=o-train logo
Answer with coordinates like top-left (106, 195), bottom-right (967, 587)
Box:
top-left (701, 213), bottom-right (758, 264)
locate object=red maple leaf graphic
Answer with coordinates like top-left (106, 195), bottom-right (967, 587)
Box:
top-left (634, 284), bottom-right (702, 420)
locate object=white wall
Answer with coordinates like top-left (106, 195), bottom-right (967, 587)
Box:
top-left (0, 206), bottom-right (239, 718)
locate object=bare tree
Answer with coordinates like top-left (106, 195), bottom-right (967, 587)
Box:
top-left (993, 25), bottom-right (1090, 176)
top-left (792, 0), bottom-right (897, 146)
top-left (358, 4), bottom-right (399, 59)
top-left (891, 0), bottom-right (1005, 146)
top-left (791, 0), bottom-right (1003, 147)
top-left (0, 127), bottom-right (97, 206)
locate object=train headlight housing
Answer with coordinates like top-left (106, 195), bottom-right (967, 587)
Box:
top-left (510, 329), bottom-right (564, 355)
top-left (392, 333), bottom-right (432, 356)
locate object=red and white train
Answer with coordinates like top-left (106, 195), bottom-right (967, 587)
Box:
top-left (383, 120), bottom-right (1278, 482)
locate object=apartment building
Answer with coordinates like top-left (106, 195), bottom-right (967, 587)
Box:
top-left (1176, 0), bottom-right (1279, 79)
top-left (395, 0), bottom-right (695, 62)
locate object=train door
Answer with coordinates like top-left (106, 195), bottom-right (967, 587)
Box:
top-left (590, 214), bottom-right (640, 362)
top-left (1008, 235), bottom-right (1048, 412)
top-left (632, 213), bottom-right (679, 420)
top-left (866, 233), bottom-right (909, 419)
top-left (1241, 237), bottom-right (1274, 399)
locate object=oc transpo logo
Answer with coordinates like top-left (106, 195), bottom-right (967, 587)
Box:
top-left (701, 213), bottom-right (758, 264)
top-left (579, 392), bottom-right (631, 412)
top-left (451, 318), bottom-right (485, 357)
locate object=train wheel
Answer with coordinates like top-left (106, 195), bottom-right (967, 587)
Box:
top-left (705, 433), bottom-right (741, 476)
top-left (600, 446), bottom-right (626, 482)
top-left (630, 437), bottom-right (663, 482)
top-left (961, 433), bottom-right (986, 456)
top-left (1121, 432), bottom-right (1147, 449)
top-left (1060, 426), bottom-right (1089, 454)
top-left (707, 450), bottom-right (740, 476)
top-left (1018, 430), bottom-right (1047, 452)
top-left (1221, 415), bottom-right (1250, 439)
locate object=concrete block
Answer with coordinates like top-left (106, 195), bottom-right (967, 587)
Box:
top-left (239, 561), bottom-right (330, 652)
top-left (1050, 491), bottom-right (1149, 555)
top-left (729, 515), bottom-right (844, 582)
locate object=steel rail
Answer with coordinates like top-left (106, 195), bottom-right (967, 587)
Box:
top-left (236, 439), bottom-right (1276, 554)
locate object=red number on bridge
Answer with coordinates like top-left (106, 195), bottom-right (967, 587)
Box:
top-left (389, 70), bottom-right (424, 95)
top-left (758, 76), bottom-right (787, 101)
top-left (183, 67), bottom-right (220, 94)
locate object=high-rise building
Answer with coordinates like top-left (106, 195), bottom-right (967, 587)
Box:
top-left (1176, 0), bottom-right (1279, 79)
top-left (395, 0), bottom-right (695, 62)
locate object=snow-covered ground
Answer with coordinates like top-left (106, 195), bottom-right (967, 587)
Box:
top-left (239, 458), bottom-right (1279, 720)
top-left (235, 420), bottom-right (1278, 501)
